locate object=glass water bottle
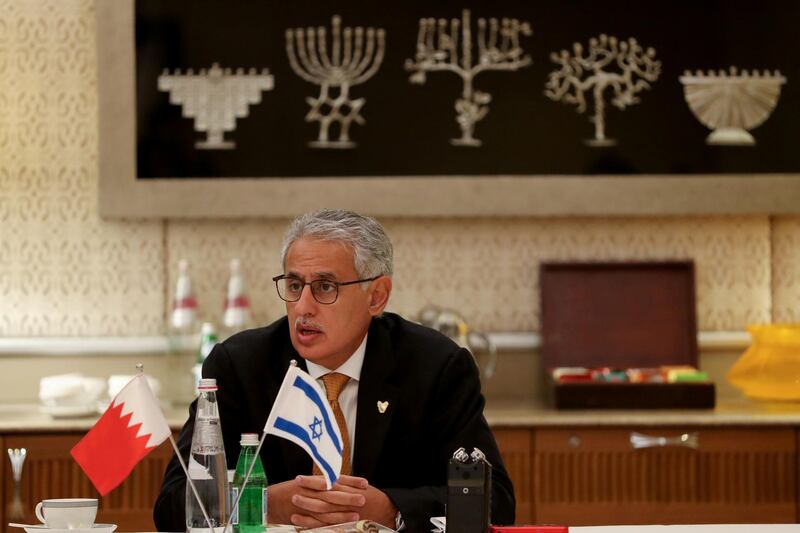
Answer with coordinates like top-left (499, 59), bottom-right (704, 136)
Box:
top-left (186, 378), bottom-right (229, 533)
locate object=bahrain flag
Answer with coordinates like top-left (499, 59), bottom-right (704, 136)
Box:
top-left (71, 374), bottom-right (171, 495)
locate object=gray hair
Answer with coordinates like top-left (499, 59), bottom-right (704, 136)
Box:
top-left (281, 209), bottom-right (394, 278)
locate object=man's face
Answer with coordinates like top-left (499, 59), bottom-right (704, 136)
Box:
top-left (284, 237), bottom-right (376, 370)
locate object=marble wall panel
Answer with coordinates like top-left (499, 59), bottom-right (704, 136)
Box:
top-left (0, 0), bottom-right (164, 336)
top-left (167, 216), bottom-right (771, 333)
top-left (772, 217), bottom-right (800, 324)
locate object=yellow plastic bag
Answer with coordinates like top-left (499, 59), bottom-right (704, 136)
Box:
top-left (727, 324), bottom-right (800, 401)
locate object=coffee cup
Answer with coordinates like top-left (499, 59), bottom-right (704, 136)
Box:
top-left (34, 498), bottom-right (98, 529)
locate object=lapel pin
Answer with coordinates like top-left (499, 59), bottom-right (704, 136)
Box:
top-left (377, 400), bottom-right (389, 414)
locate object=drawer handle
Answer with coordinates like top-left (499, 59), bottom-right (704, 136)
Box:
top-left (629, 431), bottom-right (699, 449)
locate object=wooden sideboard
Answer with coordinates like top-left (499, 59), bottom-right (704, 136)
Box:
top-left (494, 426), bottom-right (797, 526)
top-left (2, 421), bottom-right (798, 530)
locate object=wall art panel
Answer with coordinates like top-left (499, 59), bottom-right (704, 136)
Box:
top-left (98, 0), bottom-right (800, 218)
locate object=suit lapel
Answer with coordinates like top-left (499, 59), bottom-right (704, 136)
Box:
top-left (353, 318), bottom-right (400, 480)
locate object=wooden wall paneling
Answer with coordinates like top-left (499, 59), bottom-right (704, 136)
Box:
top-left (3, 433), bottom-right (175, 533)
top-left (533, 427), bottom-right (797, 525)
top-left (493, 428), bottom-right (533, 525)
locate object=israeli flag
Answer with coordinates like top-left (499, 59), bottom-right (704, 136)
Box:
top-left (264, 365), bottom-right (344, 489)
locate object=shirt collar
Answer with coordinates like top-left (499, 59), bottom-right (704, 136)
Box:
top-left (305, 333), bottom-right (367, 382)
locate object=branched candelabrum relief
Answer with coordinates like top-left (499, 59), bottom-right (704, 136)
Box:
top-left (405, 9), bottom-right (532, 147)
top-left (158, 63), bottom-right (274, 150)
top-left (286, 15), bottom-right (385, 149)
top-left (545, 34), bottom-right (660, 146)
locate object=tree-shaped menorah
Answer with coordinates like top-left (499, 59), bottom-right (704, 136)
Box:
top-left (405, 9), bottom-right (532, 147)
top-left (286, 16), bottom-right (385, 149)
top-left (158, 63), bottom-right (274, 150)
top-left (545, 34), bottom-right (661, 146)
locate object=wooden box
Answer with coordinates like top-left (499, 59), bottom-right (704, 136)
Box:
top-left (540, 261), bottom-right (715, 409)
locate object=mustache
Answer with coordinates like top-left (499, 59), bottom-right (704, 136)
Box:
top-left (295, 316), bottom-right (325, 333)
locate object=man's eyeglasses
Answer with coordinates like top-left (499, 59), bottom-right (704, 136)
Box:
top-left (272, 274), bottom-right (381, 305)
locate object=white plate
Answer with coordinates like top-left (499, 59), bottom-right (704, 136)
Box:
top-left (22, 524), bottom-right (116, 533)
top-left (40, 404), bottom-right (98, 418)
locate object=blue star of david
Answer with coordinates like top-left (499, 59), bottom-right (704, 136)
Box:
top-left (309, 416), bottom-right (323, 442)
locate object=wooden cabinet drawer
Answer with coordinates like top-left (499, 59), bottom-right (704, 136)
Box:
top-left (533, 427), bottom-right (796, 525)
top-left (494, 428), bottom-right (534, 524)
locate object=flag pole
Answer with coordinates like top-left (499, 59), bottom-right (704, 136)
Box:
top-left (221, 360), bottom-right (299, 533)
top-left (169, 433), bottom-right (216, 532)
top-left (221, 429), bottom-right (269, 533)
top-left (135, 363), bottom-right (214, 532)
top-left (122, 361), bottom-right (214, 533)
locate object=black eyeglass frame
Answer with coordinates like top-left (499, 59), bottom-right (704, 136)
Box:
top-left (272, 274), bottom-right (381, 305)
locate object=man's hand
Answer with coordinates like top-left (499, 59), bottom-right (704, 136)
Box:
top-left (279, 475), bottom-right (398, 529)
top-left (265, 479), bottom-right (305, 525)
top-left (331, 476), bottom-right (399, 528)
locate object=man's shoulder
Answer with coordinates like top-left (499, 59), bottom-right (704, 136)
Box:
top-left (374, 312), bottom-right (462, 357)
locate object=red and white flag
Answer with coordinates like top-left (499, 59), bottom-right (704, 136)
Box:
top-left (71, 374), bottom-right (171, 495)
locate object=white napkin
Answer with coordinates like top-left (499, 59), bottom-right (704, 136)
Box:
top-left (39, 373), bottom-right (106, 408)
top-left (430, 516), bottom-right (446, 533)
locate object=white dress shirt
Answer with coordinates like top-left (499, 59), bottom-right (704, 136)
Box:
top-left (305, 333), bottom-right (367, 466)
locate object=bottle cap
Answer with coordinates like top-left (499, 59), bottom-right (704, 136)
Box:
top-left (201, 322), bottom-right (217, 338)
top-left (240, 433), bottom-right (259, 446)
top-left (198, 378), bottom-right (218, 391)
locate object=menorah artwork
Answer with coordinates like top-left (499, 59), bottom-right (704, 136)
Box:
top-left (680, 67), bottom-right (787, 146)
top-left (157, 63), bottom-right (274, 150)
top-left (286, 16), bottom-right (385, 149)
top-left (545, 34), bottom-right (661, 147)
top-left (405, 9), bottom-right (532, 147)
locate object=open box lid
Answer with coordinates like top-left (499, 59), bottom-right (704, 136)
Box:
top-left (540, 261), bottom-right (698, 370)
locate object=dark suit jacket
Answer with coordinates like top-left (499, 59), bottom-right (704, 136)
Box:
top-left (154, 312), bottom-right (515, 532)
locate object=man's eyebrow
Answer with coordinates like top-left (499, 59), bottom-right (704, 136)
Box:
top-left (284, 271), bottom-right (337, 280)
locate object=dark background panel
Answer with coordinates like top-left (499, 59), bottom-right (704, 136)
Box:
top-left (135, 0), bottom-right (800, 178)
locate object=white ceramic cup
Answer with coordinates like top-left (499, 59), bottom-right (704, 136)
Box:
top-left (34, 498), bottom-right (98, 529)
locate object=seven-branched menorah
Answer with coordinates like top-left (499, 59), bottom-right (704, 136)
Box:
top-left (158, 63), bottom-right (273, 149)
top-left (405, 9), bottom-right (532, 147)
top-left (286, 16), bottom-right (385, 149)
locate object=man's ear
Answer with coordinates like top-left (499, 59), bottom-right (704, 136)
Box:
top-left (368, 276), bottom-right (392, 316)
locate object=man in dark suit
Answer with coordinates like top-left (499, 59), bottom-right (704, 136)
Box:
top-left (154, 209), bottom-right (515, 532)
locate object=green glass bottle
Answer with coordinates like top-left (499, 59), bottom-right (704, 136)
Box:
top-left (232, 433), bottom-right (267, 533)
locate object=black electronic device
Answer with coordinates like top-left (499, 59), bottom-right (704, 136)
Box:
top-left (446, 447), bottom-right (492, 533)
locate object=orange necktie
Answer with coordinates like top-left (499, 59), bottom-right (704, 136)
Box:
top-left (312, 372), bottom-right (352, 476)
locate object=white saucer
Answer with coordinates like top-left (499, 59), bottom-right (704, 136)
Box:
top-left (40, 404), bottom-right (98, 418)
top-left (22, 524), bottom-right (116, 533)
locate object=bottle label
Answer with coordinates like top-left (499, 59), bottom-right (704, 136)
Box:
top-left (230, 487), bottom-right (239, 525)
top-left (262, 487), bottom-right (268, 526)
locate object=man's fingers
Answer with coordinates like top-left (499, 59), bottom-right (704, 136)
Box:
top-left (293, 490), bottom-right (366, 509)
top-left (290, 514), bottom-right (326, 529)
top-left (290, 512), bottom-right (360, 528)
top-left (294, 475), bottom-right (329, 491)
top-left (292, 511), bottom-right (361, 528)
top-left (333, 475), bottom-right (369, 490)
top-left (292, 493), bottom-right (346, 514)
